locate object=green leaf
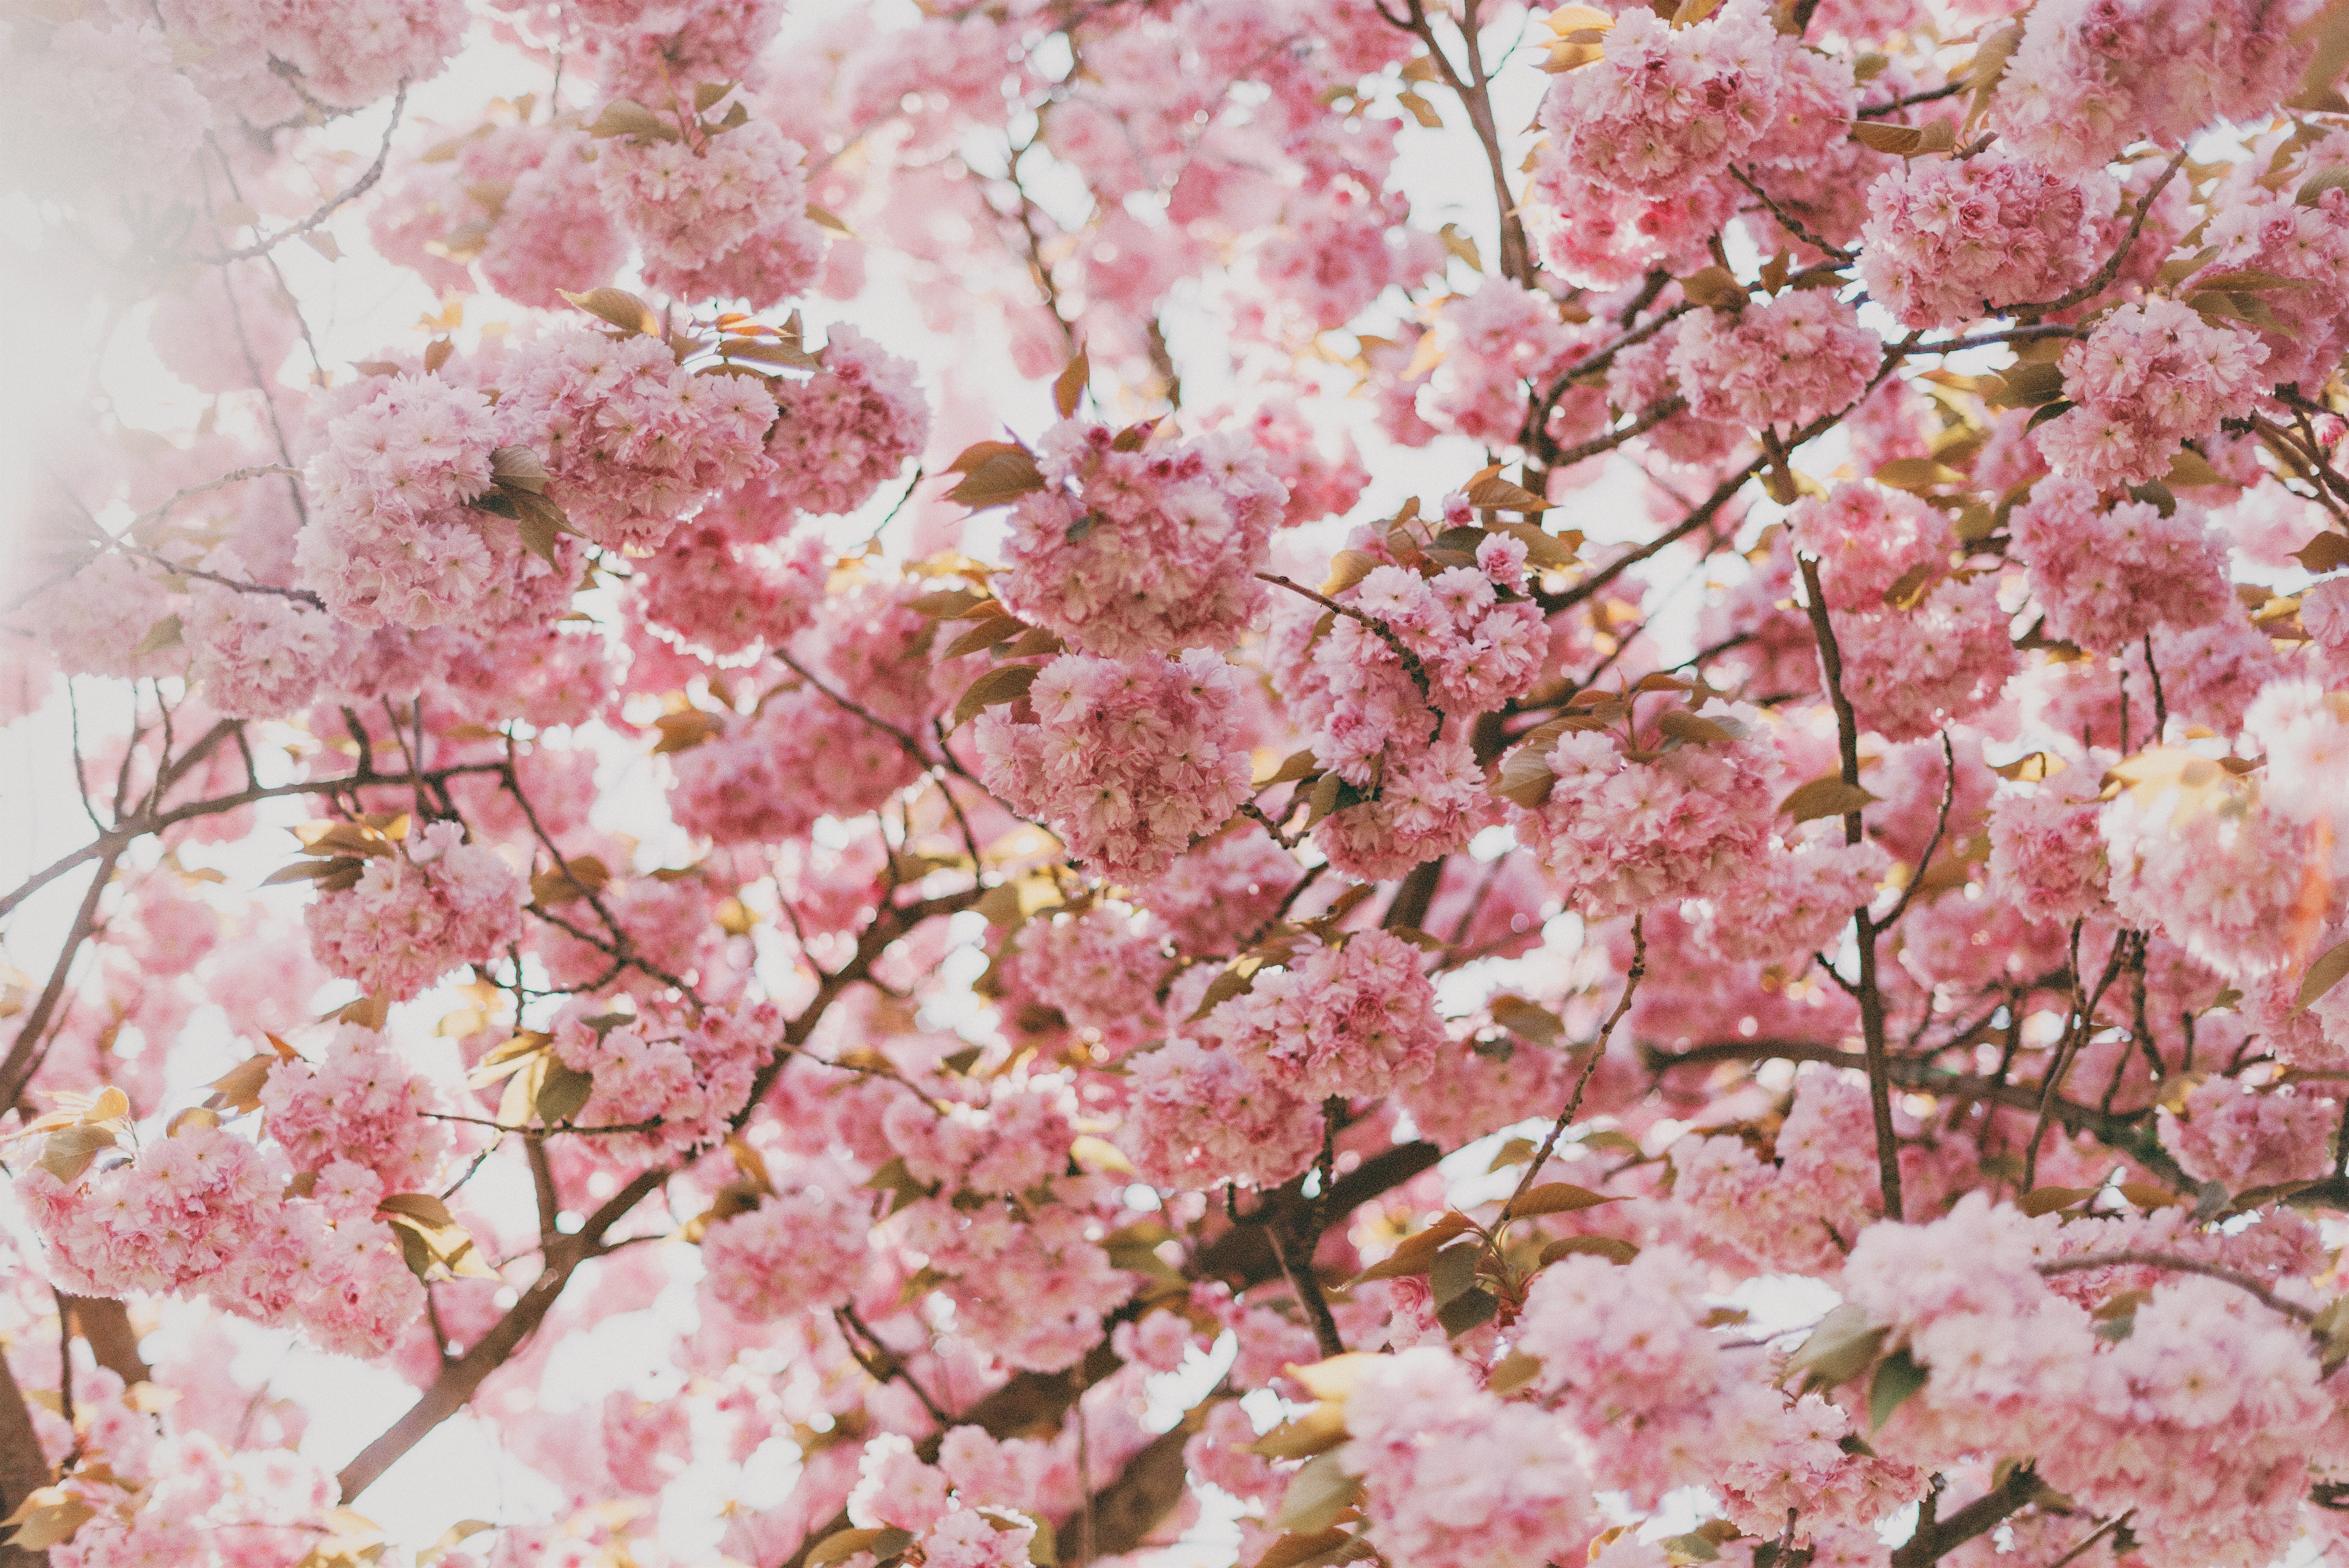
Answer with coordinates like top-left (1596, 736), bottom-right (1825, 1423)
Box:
top-left (1868, 1347), bottom-right (1928, 1431)
top-left (1786, 1302), bottom-right (1887, 1394)
top-left (1437, 1287), bottom-right (1499, 1336)
top-left (535, 1059), bottom-right (594, 1125)
top-left (1429, 1238), bottom-right (1481, 1307)
top-left (1274, 1452), bottom-right (1365, 1534)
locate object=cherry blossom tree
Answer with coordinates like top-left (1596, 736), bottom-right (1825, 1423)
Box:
top-left (5, 0), bottom-right (2349, 1566)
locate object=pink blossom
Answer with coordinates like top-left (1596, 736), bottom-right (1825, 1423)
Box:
top-left (303, 821), bottom-right (527, 1001)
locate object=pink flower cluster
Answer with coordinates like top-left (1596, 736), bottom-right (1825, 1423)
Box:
top-left (1117, 1037), bottom-right (1324, 1190)
top-left (1667, 292), bottom-right (1879, 434)
top-left (1536, 2), bottom-right (1792, 198)
top-left (999, 908), bottom-right (1168, 1058)
top-left (295, 373), bottom-right (508, 630)
top-left (303, 821), bottom-right (527, 1002)
top-left (1345, 1347), bottom-right (1592, 1568)
top-left (1203, 930), bottom-right (1445, 1099)
top-left (2102, 783), bottom-right (2320, 980)
top-left (551, 999), bottom-right (774, 1158)
top-left (1995, 0), bottom-right (2323, 173)
top-left (974, 650), bottom-right (1252, 882)
top-left (183, 561), bottom-right (345, 719)
top-left (1856, 155), bottom-right (2114, 326)
top-left (668, 692), bottom-right (918, 846)
top-left (2007, 476), bottom-right (2233, 649)
top-left (211, 1167), bottom-right (428, 1358)
top-left (1136, 830), bottom-right (1298, 954)
top-left (495, 327), bottom-right (777, 551)
top-left (17, 1124), bottom-right (276, 1298)
top-left (634, 523), bottom-right (827, 657)
top-left (1694, 833), bottom-right (1887, 963)
top-left (767, 325), bottom-right (931, 516)
top-left (372, 122), bottom-right (627, 311)
top-left (1671, 1071), bottom-right (1888, 1273)
top-left (1986, 786), bottom-right (2109, 922)
top-left (2160, 1076), bottom-right (2336, 1190)
top-left (597, 114), bottom-right (828, 309)
top-left (2038, 301), bottom-right (2270, 490)
top-left (1788, 484), bottom-right (2015, 740)
top-left (699, 1170), bottom-right (869, 1321)
top-left (892, 1186), bottom-right (1134, 1372)
top-left (997, 420), bottom-right (1287, 659)
top-left (1514, 708), bottom-right (1780, 921)
top-left (258, 1026), bottom-right (449, 1189)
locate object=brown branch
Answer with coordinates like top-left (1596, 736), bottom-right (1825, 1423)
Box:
top-left (1890, 1465), bottom-right (2042, 1568)
top-left (335, 1165), bottom-right (667, 1502)
top-left (61, 1297), bottom-right (149, 1387)
top-left (1494, 916), bottom-right (1646, 1235)
top-left (0, 848), bottom-right (123, 1113)
top-left (194, 81), bottom-right (409, 263)
top-left (775, 1139), bottom-right (1445, 1568)
top-left (0, 1348), bottom-right (51, 1568)
top-left (2036, 1250), bottom-right (2314, 1323)
top-left (1999, 148), bottom-right (2188, 318)
top-left (1796, 553), bottom-right (1903, 1223)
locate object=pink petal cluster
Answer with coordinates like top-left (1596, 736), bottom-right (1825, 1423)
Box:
top-left (1116, 1037), bottom-right (1323, 1190)
top-left (2038, 301), bottom-right (2270, 489)
top-left (596, 113), bottom-right (828, 309)
top-left (2007, 476), bottom-right (2234, 649)
top-left (999, 908), bottom-right (1168, 1058)
top-left (1670, 1071), bottom-right (1886, 1274)
top-left (997, 420), bottom-right (1287, 659)
top-left (974, 649), bottom-right (1252, 883)
top-left (1536, 2), bottom-right (1793, 198)
top-left (258, 1026), bottom-right (450, 1189)
top-left (767, 325), bottom-right (932, 516)
top-left (1667, 292), bottom-right (1879, 433)
top-left (1985, 787), bottom-right (2109, 922)
top-left (1515, 710), bottom-right (1780, 921)
top-left (699, 1170), bottom-right (869, 1321)
top-left (634, 523), bottom-right (827, 657)
top-left (1203, 930), bottom-right (1445, 1099)
top-left (183, 561), bottom-right (346, 719)
top-left (1856, 155), bottom-right (2114, 327)
top-left (1135, 830), bottom-right (1299, 955)
top-left (1788, 484), bottom-right (2015, 740)
top-left (1344, 1347), bottom-right (1592, 1568)
top-left (551, 998), bottom-right (774, 1158)
top-left (303, 821), bottom-right (527, 1002)
top-left (1995, 0), bottom-right (2322, 173)
top-left (17, 1125), bottom-right (277, 1298)
top-left (2102, 783), bottom-right (2323, 980)
top-left (2160, 1076), bottom-right (2336, 1190)
top-left (892, 1188), bottom-right (1133, 1371)
top-left (211, 1174), bottom-right (428, 1358)
top-left (1694, 833), bottom-right (1887, 963)
top-left (495, 328), bottom-right (778, 551)
top-left (294, 373), bottom-right (510, 630)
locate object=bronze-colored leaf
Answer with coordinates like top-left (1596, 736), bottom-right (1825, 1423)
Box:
top-left (2017, 1184), bottom-right (2098, 1217)
top-left (1464, 462), bottom-right (1554, 512)
top-left (951, 662), bottom-right (1042, 729)
top-left (2291, 531), bottom-right (2349, 574)
top-left (2295, 939), bottom-right (2349, 1015)
top-left (651, 710), bottom-right (725, 755)
top-left (585, 99), bottom-right (681, 142)
top-left (535, 1059), bottom-right (594, 1125)
top-left (558, 285), bottom-right (660, 336)
top-left (1656, 708), bottom-right (1741, 745)
top-left (1320, 550), bottom-right (1383, 596)
top-left (947, 450), bottom-right (1047, 509)
top-left (1677, 264), bottom-right (1747, 309)
top-left (1779, 775), bottom-right (1880, 823)
top-left (1507, 1183), bottom-right (1624, 1218)
top-left (1053, 344), bottom-right (1091, 420)
top-left (941, 615), bottom-right (1029, 660)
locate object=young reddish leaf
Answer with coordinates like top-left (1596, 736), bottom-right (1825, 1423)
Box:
top-left (1053, 343), bottom-right (1091, 420)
